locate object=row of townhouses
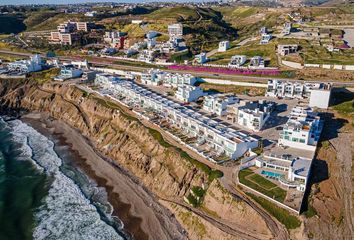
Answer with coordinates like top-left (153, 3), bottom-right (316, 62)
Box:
top-left (266, 79), bottom-right (332, 108)
top-left (141, 69), bottom-right (199, 87)
top-left (100, 79), bottom-right (259, 160)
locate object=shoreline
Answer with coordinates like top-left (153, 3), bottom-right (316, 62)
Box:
top-left (22, 112), bottom-right (186, 240)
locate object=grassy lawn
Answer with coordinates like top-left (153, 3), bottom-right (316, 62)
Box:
top-left (248, 173), bottom-right (278, 190)
top-left (239, 169), bottom-right (287, 203)
top-left (199, 83), bottom-right (266, 96)
top-left (246, 192), bottom-right (301, 230)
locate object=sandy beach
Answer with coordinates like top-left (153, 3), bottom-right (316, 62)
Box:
top-left (22, 113), bottom-right (186, 240)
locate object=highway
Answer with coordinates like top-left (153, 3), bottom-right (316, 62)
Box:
top-left (1, 49), bottom-right (354, 87)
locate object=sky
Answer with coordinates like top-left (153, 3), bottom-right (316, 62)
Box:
top-left (0, 0), bottom-right (206, 5)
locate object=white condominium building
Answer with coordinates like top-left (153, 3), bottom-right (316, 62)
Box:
top-left (278, 106), bottom-right (323, 151)
top-left (94, 73), bottom-right (120, 86)
top-left (249, 56), bottom-right (265, 68)
top-left (168, 23), bottom-right (183, 36)
top-left (195, 52), bottom-right (207, 64)
top-left (229, 55), bottom-right (247, 68)
top-left (107, 80), bottom-right (258, 159)
top-left (277, 44), bottom-right (298, 56)
top-left (175, 85), bottom-right (204, 102)
top-left (266, 80), bottom-right (330, 102)
top-left (218, 41), bottom-right (230, 52)
top-left (141, 69), bottom-right (198, 87)
top-left (8, 55), bottom-right (43, 73)
top-left (54, 65), bottom-right (83, 81)
top-left (237, 100), bottom-right (276, 132)
top-left (203, 94), bottom-right (238, 116)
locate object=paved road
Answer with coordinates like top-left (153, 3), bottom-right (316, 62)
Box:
top-left (1, 49), bottom-right (354, 87)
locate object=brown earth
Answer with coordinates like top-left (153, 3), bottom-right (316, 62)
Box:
top-left (303, 111), bottom-right (354, 240)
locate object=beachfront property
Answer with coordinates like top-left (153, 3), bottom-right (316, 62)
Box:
top-left (237, 100), bottom-right (276, 132)
top-left (54, 65), bottom-right (83, 81)
top-left (278, 106), bottom-right (323, 151)
top-left (175, 85), bottom-right (204, 102)
top-left (249, 56), bottom-right (265, 68)
top-left (141, 69), bottom-right (199, 87)
top-left (195, 52), bottom-right (207, 64)
top-left (253, 153), bottom-right (313, 192)
top-left (7, 54), bottom-right (43, 73)
top-left (202, 94), bottom-right (239, 116)
top-left (277, 44), bottom-right (299, 56)
top-left (260, 34), bottom-right (272, 44)
top-left (102, 80), bottom-right (259, 160)
top-left (218, 41), bottom-right (230, 52)
top-left (228, 55), bottom-right (247, 68)
top-left (168, 23), bottom-right (183, 36)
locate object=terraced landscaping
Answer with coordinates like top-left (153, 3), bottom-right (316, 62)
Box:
top-left (239, 168), bottom-right (287, 203)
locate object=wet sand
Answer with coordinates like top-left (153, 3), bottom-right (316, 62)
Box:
top-left (22, 113), bottom-right (186, 240)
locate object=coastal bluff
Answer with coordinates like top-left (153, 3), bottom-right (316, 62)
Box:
top-left (0, 78), bottom-right (273, 240)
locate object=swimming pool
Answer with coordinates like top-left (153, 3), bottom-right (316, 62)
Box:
top-left (261, 170), bottom-right (284, 178)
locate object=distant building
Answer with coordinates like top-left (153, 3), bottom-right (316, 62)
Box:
top-left (175, 85), bottom-right (204, 102)
top-left (195, 52), bottom-right (207, 64)
top-left (282, 22), bottom-right (292, 35)
top-left (218, 41), bottom-right (230, 52)
top-left (7, 55), bottom-right (43, 73)
top-left (229, 55), bottom-right (247, 68)
top-left (131, 20), bottom-right (143, 24)
top-left (146, 31), bottom-right (158, 39)
top-left (76, 22), bottom-right (95, 32)
top-left (84, 11), bottom-right (97, 17)
top-left (138, 50), bottom-right (155, 63)
top-left (168, 23), bottom-right (183, 36)
top-left (260, 27), bottom-right (267, 35)
top-left (277, 44), bottom-right (298, 56)
top-left (104, 31), bottom-right (127, 49)
top-left (260, 34), bottom-right (272, 44)
top-left (141, 69), bottom-right (199, 87)
top-left (278, 106), bottom-right (323, 151)
top-left (203, 94), bottom-right (238, 116)
top-left (249, 56), bottom-right (265, 68)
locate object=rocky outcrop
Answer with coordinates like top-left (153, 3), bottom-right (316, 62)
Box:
top-left (0, 79), bottom-right (207, 199)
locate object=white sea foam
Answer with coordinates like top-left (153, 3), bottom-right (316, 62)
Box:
top-left (8, 120), bottom-right (124, 240)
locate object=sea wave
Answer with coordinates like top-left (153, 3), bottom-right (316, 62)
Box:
top-left (8, 119), bottom-right (124, 240)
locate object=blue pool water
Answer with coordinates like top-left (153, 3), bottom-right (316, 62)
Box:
top-left (261, 170), bottom-right (284, 178)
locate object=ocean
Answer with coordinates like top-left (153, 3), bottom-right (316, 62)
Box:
top-left (0, 117), bottom-right (127, 240)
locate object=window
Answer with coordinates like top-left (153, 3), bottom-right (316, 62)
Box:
top-left (292, 137), bottom-right (298, 142)
top-left (299, 139), bottom-right (305, 143)
top-left (284, 136), bottom-right (290, 140)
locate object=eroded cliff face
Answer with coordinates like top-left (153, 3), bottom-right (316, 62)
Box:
top-left (0, 79), bottom-right (206, 199)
